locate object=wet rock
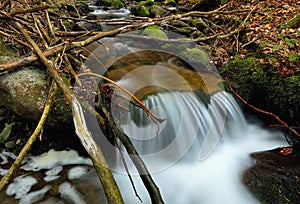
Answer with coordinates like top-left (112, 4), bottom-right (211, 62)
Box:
top-left (243, 148), bottom-right (300, 204)
top-left (75, 21), bottom-right (102, 31)
top-left (0, 67), bottom-right (72, 126)
top-left (149, 5), bottom-right (168, 17)
top-left (0, 122), bottom-right (15, 143)
top-left (170, 20), bottom-right (190, 27)
top-left (130, 5), bottom-right (150, 17)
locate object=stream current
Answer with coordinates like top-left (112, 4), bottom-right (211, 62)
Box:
top-left (0, 4), bottom-right (289, 204)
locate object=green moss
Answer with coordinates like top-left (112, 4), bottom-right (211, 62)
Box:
top-left (111, 0), bottom-right (124, 7)
top-left (130, 5), bottom-right (150, 17)
top-left (180, 48), bottom-right (210, 65)
top-left (219, 56), bottom-right (300, 124)
top-left (142, 25), bottom-right (168, 39)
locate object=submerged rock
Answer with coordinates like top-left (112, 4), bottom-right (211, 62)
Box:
top-left (243, 148), bottom-right (300, 204)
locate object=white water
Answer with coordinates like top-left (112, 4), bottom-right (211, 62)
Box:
top-left (112, 91), bottom-right (287, 204)
top-left (1, 91), bottom-right (287, 203)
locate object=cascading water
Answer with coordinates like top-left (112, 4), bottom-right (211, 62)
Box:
top-left (78, 35), bottom-right (288, 203)
top-left (111, 90), bottom-right (287, 204)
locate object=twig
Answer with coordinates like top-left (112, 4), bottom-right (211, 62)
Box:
top-left (0, 0), bottom-right (10, 9)
top-left (71, 25), bottom-right (133, 47)
top-left (45, 10), bottom-right (55, 38)
top-left (32, 13), bottom-right (48, 49)
top-left (194, 28), bottom-right (241, 42)
top-left (64, 55), bottom-right (82, 87)
top-left (225, 77), bottom-right (300, 139)
top-left (0, 80), bottom-right (57, 192)
top-left (78, 72), bottom-right (166, 123)
top-left (0, 30), bottom-right (31, 48)
top-left (116, 142), bottom-right (143, 203)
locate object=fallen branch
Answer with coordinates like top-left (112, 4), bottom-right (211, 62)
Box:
top-left (225, 77), bottom-right (300, 140)
top-left (0, 46), bottom-right (64, 72)
top-left (72, 98), bottom-right (124, 204)
top-left (0, 81), bottom-right (57, 191)
top-left (8, 4), bottom-right (52, 16)
top-left (100, 106), bottom-right (165, 204)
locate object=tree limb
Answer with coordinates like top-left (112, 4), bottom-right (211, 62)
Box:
top-left (0, 80), bottom-right (57, 191)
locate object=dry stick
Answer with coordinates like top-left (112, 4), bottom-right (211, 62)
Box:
top-left (101, 107), bottom-right (164, 204)
top-left (78, 72), bottom-right (166, 123)
top-left (45, 10), bottom-right (55, 38)
top-left (76, 85), bottom-right (164, 203)
top-left (64, 55), bottom-right (82, 87)
top-left (32, 13), bottom-right (48, 49)
top-left (0, 81), bottom-right (57, 192)
top-left (36, 18), bottom-right (51, 44)
top-left (71, 25), bottom-right (133, 47)
top-left (195, 26), bottom-right (241, 42)
top-left (0, 25), bottom-right (135, 72)
top-left (225, 78), bottom-right (300, 139)
top-left (0, 30), bottom-right (31, 48)
top-left (13, 19), bottom-right (124, 204)
top-left (9, 4), bottom-right (51, 16)
top-left (0, 46), bottom-right (64, 72)
top-left (72, 98), bottom-right (124, 204)
top-left (195, 6), bottom-right (255, 42)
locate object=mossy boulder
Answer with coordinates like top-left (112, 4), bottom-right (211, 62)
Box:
top-left (243, 148), bottom-right (300, 204)
top-left (142, 25), bottom-right (168, 39)
top-left (0, 67), bottom-right (48, 122)
top-left (219, 57), bottom-right (300, 125)
top-left (131, 5), bottom-right (150, 17)
top-left (0, 67), bottom-right (72, 126)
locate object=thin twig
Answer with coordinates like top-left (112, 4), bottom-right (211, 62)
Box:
top-left (225, 77), bottom-right (300, 139)
top-left (78, 72), bottom-right (166, 123)
top-left (116, 142), bottom-right (143, 203)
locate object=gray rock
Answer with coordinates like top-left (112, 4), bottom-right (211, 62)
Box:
top-left (0, 67), bottom-right (48, 122)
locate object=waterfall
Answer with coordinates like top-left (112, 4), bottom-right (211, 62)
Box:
top-left (111, 90), bottom-right (287, 204)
